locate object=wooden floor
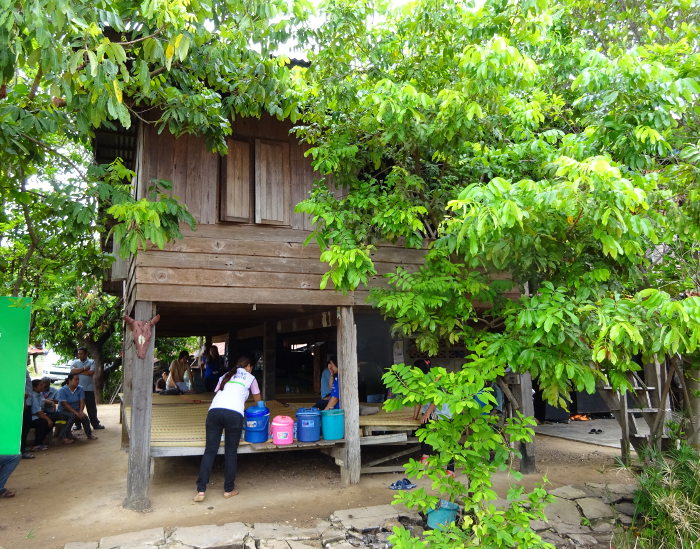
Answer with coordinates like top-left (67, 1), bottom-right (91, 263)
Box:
top-left (122, 397), bottom-right (422, 458)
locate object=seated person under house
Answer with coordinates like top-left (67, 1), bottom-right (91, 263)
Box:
top-left (28, 379), bottom-right (53, 451)
top-left (56, 374), bottom-right (98, 444)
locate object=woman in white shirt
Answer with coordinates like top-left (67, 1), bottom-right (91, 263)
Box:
top-left (193, 356), bottom-right (261, 502)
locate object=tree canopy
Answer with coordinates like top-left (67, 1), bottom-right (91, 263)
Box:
top-left (293, 0), bottom-right (700, 546)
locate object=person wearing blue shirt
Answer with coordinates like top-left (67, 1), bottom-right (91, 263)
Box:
top-left (69, 347), bottom-right (104, 430)
top-left (55, 374), bottom-right (97, 444)
top-left (314, 356), bottom-right (340, 410)
top-left (203, 346), bottom-right (225, 392)
top-left (323, 358), bottom-right (340, 410)
top-left (28, 380), bottom-right (53, 451)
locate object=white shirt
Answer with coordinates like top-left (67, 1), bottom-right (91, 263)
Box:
top-left (209, 368), bottom-right (260, 415)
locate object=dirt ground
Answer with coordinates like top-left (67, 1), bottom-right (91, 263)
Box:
top-left (1, 404), bottom-right (634, 549)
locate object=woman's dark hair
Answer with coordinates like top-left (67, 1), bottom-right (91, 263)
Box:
top-left (327, 354), bottom-right (337, 366)
top-left (64, 373), bottom-right (77, 385)
top-left (31, 378), bottom-right (42, 388)
top-left (217, 356), bottom-right (252, 390)
top-left (414, 358), bottom-right (431, 374)
top-left (178, 350), bottom-right (189, 359)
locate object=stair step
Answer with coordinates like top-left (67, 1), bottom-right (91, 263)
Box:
top-left (610, 407), bottom-right (659, 413)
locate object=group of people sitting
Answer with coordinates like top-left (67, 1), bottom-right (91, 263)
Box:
top-left (20, 347), bottom-right (104, 460)
top-left (155, 346), bottom-right (227, 395)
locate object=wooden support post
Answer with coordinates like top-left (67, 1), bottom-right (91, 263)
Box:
top-left (620, 390), bottom-right (631, 466)
top-left (338, 306), bottom-right (360, 485)
top-left (262, 322), bottom-right (276, 401)
top-left (516, 373), bottom-right (536, 474)
top-left (123, 301), bottom-right (156, 511)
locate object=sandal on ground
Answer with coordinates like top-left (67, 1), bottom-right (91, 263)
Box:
top-left (87, 435), bottom-right (98, 440)
top-left (193, 492), bottom-right (206, 502)
top-left (21, 452), bottom-right (35, 459)
top-left (223, 490), bottom-right (239, 498)
top-left (61, 438), bottom-right (75, 445)
top-left (0, 488), bottom-right (16, 498)
top-left (389, 478), bottom-right (416, 490)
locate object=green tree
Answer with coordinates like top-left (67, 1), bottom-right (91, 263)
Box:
top-left (294, 0), bottom-right (700, 546)
top-left (0, 1), bottom-right (309, 392)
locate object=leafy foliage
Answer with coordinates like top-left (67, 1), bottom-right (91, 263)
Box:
top-left (293, 0), bottom-right (700, 546)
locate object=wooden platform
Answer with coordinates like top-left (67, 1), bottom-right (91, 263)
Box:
top-left (122, 398), bottom-right (422, 465)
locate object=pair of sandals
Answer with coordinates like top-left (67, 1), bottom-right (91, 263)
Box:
top-left (193, 489), bottom-right (239, 502)
top-left (589, 428), bottom-right (603, 434)
top-left (389, 478), bottom-right (416, 490)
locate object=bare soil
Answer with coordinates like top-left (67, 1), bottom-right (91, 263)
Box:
top-left (0, 405), bottom-right (634, 549)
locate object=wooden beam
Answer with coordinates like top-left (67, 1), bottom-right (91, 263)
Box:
top-left (276, 310), bottom-right (336, 334)
top-left (360, 433), bottom-right (408, 445)
top-left (262, 322), bottom-right (276, 400)
top-left (136, 284), bottom-right (354, 306)
top-left (338, 306), bottom-right (360, 485)
top-left (123, 300), bottom-right (156, 511)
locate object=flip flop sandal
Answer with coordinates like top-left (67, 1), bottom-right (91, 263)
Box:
top-left (401, 478), bottom-right (417, 489)
top-left (223, 490), bottom-right (239, 498)
top-left (389, 479), bottom-right (406, 490)
top-left (589, 428), bottom-right (597, 434)
top-left (596, 429), bottom-right (603, 434)
top-left (0, 488), bottom-right (15, 498)
top-left (192, 492), bottom-right (206, 502)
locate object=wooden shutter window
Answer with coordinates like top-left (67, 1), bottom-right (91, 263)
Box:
top-left (221, 139), bottom-right (252, 222)
top-left (255, 138), bottom-right (291, 225)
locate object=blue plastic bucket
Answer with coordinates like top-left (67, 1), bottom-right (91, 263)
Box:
top-left (296, 407), bottom-right (321, 442)
top-left (426, 500), bottom-right (459, 530)
top-left (244, 406), bottom-right (270, 443)
top-left (320, 409), bottom-right (344, 440)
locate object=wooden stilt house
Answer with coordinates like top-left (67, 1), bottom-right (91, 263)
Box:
top-left (98, 115), bottom-right (429, 510)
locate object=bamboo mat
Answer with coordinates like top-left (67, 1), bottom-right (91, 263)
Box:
top-left (125, 400), bottom-right (303, 447)
top-left (124, 400), bottom-right (420, 448)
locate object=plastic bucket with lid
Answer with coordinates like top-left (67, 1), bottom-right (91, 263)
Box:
top-left (271, 415), bottom-right (295, 445)
top-left (426, 500), bottom-right (459, 530)
top-left (296, 407), bottom-right (321, 442)
top-left (320, 409), bottom-right (345, 440)
top-left (244, 405), bottom-right (270, 443)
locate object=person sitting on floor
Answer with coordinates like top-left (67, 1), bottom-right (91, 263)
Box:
top-left (55, 374), bottom-right (97, 444)
top-left (167, 350), bottom-right (191, 393)
top-left (0, 455), bottom-right (20, 498)
top-left (155, 369), bottom-right (168, 393)
top-left (28, 379), bottom-right (54, 451)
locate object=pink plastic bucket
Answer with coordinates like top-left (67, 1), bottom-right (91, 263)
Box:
top-left (271, 415), bottom-right (294, 445)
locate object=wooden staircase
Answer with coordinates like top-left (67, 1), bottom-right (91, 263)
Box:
top-left (597, 357), bottom-right (691, 464)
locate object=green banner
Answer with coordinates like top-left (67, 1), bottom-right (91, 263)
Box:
top-left (0, 296), bottom-right (32, 454)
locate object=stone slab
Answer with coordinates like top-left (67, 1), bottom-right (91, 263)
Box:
top-left (251, 523), bottom-right (320, 541)
top-left (169, 523), bottom-right (249, 549)
top-left (331, 505), bottom-right (399, 533)
top-left (614, 502), bottom-right (635, 516)
top-left (320, 526), bottom-right (346, 545)
top-left (544, 497), bottom-right (583, 526)
top-left (549, 485), bottom-right (588, 500)
top-left (100, 528), bottom-right (165, 549)
top-left (578, 497), bottom-right (615, 521)
top-left (65, 543), bottom-right (98, 549)
top-left (287, 541), bottom-right (322, 549)
top-left (258, 541), bottom-right (290, 549)
top-left (568, 533), bottom-right (600, 547)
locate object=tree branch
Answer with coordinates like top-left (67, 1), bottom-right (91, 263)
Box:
top-left (18, 132), bottom-right (87, 178)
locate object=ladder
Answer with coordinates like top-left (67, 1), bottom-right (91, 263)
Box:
top-left (598, 357), bottom-right (692, 464)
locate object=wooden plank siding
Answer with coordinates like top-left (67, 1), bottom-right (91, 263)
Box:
top-left (131, 117), bottom-right (518, 312)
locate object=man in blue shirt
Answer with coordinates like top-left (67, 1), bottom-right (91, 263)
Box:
top-left (56, 374), bottom-right (97, 443)
top-left (70, 347), bottom-right (104, 430)
top-left (323, 359), bottom-right (340, 410)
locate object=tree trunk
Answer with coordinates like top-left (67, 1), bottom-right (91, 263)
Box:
top-left (683, 355), bottom-right (700, 449)
top-left (84, 340), bottom-right (104, 404)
